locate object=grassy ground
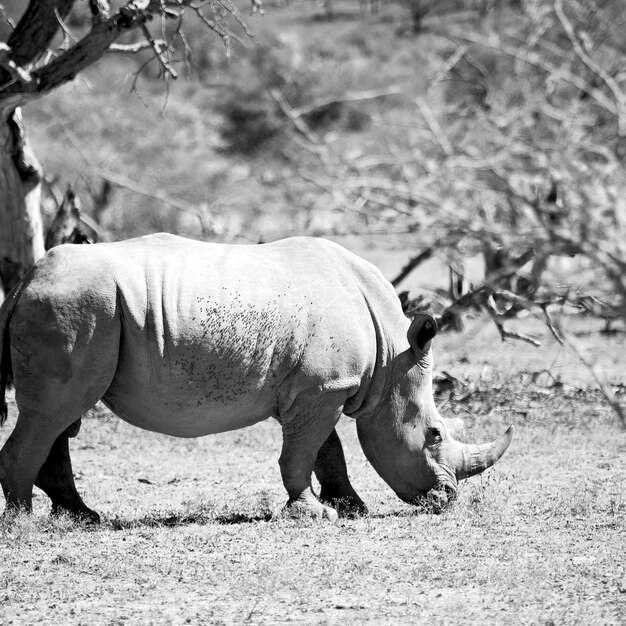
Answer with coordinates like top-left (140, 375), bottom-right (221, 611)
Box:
top-left (1, 319), bottom-right (625, 625)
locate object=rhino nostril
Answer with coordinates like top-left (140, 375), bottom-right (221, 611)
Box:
top-left (441, 483), bottom-right (456, 500)
top-left (411, 483), bottom-right (457, 514)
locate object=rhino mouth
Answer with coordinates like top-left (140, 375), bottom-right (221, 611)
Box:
top-left (402, 483), bottom-right (457, 514)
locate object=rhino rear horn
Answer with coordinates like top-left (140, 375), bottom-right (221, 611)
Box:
top-left (407, 313), bottom-right (438, 355)
top-left (456, 426), bottom-right (515, 480)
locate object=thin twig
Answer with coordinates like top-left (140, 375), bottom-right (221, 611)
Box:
top-left (98, 166), bottom-right (205, 222)
top-left (0, 4), bottom-right (16, 29)
top-left (541, 304), bottom-right (564, 345)
top-left (142, 23), bottom-right (177, 79)
top-left (444, 28), bottom-right (619, 117)
top-left (269, 87), bottom-right (322, 145)
top-left (554, 0), bottom-right (626, 135)
top-left (52, 8), bottom-right (78, 59)
top-left (193, 4), bottom-right (247, 54)
top-left (215, 0), bottom-right (255, 38)
top-left (490, 316), bottom-right (542, 347)
top-left (109, 40), bottom-right (164, 54)
top-left (559, 324), bottom-right (626, 428)
top-left (428, 44), bottom-right (466, 92)
top-left (54, 122), bottom-right (216, 235)
top-left (415, 97), bottom-right (453, 156)
top-left (292, 86), bottom-right (402, 118)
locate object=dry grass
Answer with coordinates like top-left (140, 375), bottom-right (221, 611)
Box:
top-left (1, 320), bottom-right (625, 625)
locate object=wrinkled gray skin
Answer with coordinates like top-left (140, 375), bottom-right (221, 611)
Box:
top-left (0, 234), bottom-right (513, 522)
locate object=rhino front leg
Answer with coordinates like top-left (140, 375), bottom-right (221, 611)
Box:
top-left (35, 424), bottom-right (100, 524)
top-left (314, 429), bottom-right (367, 517)
top-left (278, 391), bottom-right (347, 521)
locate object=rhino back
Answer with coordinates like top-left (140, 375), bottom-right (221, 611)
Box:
top-left (13, 235), bottom-right (407, 436)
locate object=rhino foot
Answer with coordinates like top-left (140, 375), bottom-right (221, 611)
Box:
top-left (319, 491), bottom-right (368, 518)
top-left (51, 503), bottom-right (101, 525)
top-left (283, 490), bottom-right (339, 522)
top-left (284, 500), bottom-right (339, 522)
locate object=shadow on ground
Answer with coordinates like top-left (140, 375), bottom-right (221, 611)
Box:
top-left (108, 510), bottom-right (275, 530)
top-left (104, 504), bottom-right (438, 530)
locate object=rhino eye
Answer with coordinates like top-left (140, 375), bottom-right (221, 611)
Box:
top-left (428, 427), bottom-right (442, 444)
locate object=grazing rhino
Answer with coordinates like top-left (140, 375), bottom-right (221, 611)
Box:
top-left (0, 234), bottom-right (513, 522)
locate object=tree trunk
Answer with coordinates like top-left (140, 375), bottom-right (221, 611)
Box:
top-left (0, 108), bottom-right (45, 299)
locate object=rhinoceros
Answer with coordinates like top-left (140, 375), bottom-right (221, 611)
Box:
top-left (0, 234), bottom-right (513, 522)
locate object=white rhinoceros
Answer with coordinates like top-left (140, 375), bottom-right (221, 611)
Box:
top-left (0, 234), bottom-right (513, 521)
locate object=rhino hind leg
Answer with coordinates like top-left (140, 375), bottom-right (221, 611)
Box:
top-left (0, 410), bottom-right (68, 515)
top-left (35, 429), bottom-right (100, 524)
top-left (314, 429), bottom-right (367, 517)
top-left (1, 301), bottom-right (120, 519)
top-left (1, 410), bottom-right (100, 520)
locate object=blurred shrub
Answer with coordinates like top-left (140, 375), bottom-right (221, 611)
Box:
top-left (399, 0), bottom-right (524, 33)
top-left (214, 41), bottom-right (298, 154)
top-left (213, 36), bottom-right (374, 153)
top-left (216, 85), bottom-right (285, 154)
top-left (301, 100), bottom-right (371, 133)
top-left (282, 0), bottom-right (626, 330)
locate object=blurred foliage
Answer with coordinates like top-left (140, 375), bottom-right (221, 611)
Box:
top-left (13, 0), bottom-right (626, 333)
top-left (214, 40), bottom-right (302, 154)
top-left (263, 0), bottom-right (626, 332)
top-left (430, 0), bottom-right (626, 321)
top-left (217, 87), bottom-right (285, 154)
top-left (214, 35), bottom-right (373, 154)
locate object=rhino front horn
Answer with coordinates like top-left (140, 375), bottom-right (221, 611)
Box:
top-left (456, 426), bottom-right (515, 480)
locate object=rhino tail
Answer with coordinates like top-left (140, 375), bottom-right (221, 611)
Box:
top-left (0, 279), bottom-right (26, 427)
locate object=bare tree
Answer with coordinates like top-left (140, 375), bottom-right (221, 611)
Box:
top-left (0, 0), bottom-right (258, 298)
top-left (266, 0), bottom-right (626, 422)
top-left (276, 1), bottom-right (626, 326)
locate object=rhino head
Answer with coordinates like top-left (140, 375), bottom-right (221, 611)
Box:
top-left (356, 314), bottom-right (514, 511)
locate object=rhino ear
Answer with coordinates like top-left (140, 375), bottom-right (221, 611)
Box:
top-left (407, 313), bottom-right (438, 356)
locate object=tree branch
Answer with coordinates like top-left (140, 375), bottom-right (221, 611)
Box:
top-left (0, 0), bottom-right (259, 113)
top-left (391, 245), bottom-right (435, 287)
top-left (0, 5), bottom-right (153, 107)
top-left (6, 0), bottom-right (75, 67)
